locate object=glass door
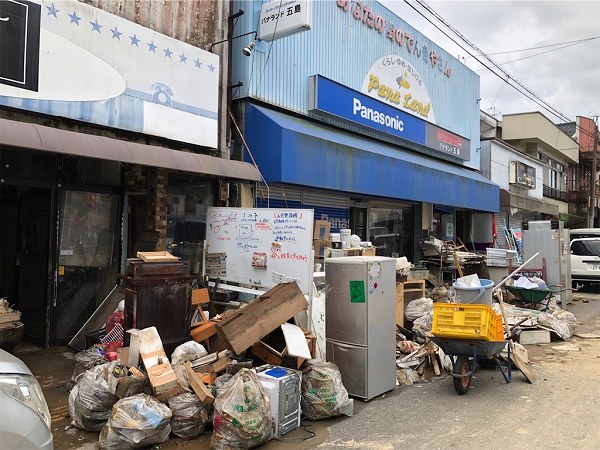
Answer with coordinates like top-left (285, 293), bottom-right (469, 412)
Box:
top-left (53, 190), bottom-right (120, 345)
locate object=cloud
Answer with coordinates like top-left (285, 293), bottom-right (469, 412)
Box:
top-left (382, 0), bottom-right (600, 122)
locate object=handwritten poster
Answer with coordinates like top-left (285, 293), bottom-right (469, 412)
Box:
top-left (204, 208), bottom-right (314, 294)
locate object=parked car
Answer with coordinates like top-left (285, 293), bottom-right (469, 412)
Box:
top-left (0, 349), bottom-right (53, 449)
top-left (570, 236), bottom-right (600, 287)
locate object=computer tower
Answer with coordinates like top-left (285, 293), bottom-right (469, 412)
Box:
top-left (256, 366), bottom-right (302, 438)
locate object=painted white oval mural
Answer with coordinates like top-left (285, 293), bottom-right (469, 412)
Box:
top-left (361, 55), bottom-right (436, 124)
top-left (0, 29), bottom-right (125, 101)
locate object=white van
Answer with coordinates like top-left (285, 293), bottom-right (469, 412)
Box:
top-left (569, 229), bottom-right (600, 286)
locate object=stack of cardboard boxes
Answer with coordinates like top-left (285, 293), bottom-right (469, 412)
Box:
top-left (312, 220), bottom-right (376, 265)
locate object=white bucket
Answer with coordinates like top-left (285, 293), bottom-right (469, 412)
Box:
top-left (340, 229), bottom-right (351, 248)
top-left (452, 278), bottom-right (495, 306)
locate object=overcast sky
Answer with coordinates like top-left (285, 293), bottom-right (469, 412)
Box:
top-left (380, 0), bottom-right (600, 126)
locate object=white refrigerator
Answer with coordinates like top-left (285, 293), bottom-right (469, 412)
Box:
top-left (325, 256), bottom-right (396, 400)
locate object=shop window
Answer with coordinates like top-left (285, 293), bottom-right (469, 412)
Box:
top-left (368, 207), bottom-right (413, 258)
top-left (167, 174), bottom-right (215, 274)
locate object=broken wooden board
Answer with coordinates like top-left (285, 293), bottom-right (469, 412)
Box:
top-left (184, 362), bottom-right (214, 405)
top-left (190, 321), bottom-right (218, 343)
top-left (215, 282), bottom-right (308, 354)
top-left (498, 290), bottom-right (536, 384)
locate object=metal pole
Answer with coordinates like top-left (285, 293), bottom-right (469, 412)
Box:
top-left (593, 117), bottom-right (599, 227)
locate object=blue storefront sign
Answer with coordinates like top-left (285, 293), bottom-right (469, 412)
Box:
top-left (309, 75), bottom-right (470, 160)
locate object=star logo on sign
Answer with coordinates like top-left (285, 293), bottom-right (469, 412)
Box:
top-left (208, 64), bottom-right (216, 72)
top-left (90, 19), bottom-right (102, 33)
top-left (111, 27), bottom-right (122, 40)
top-left (179, 53), bottom-right (187, 63)
top-left (68, 11), bottom-right (81, 25)
top-left (130, 34), bottom-right (140, 46)
top-left (46, 3), bottom-right (59, 18)
top-left (147, 41), bottom-right (157, 52)
top-left (164, 47), bottom-right (173, 58)
top-left (194, 58), bottom-right (202, 69)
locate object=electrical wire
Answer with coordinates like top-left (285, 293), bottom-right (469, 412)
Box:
top-left (495, 39), bottom-right (598, 66)
top-left (407, 0), bottom-right (572, 124)
top-left (484, 35), bottom-right (600, 57)
top-left (407, 0), bottom-right (599, 142)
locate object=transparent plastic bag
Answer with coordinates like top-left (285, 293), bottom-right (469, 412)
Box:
top-left (68, 361), bottom-right (123, 431)
top-left (168, 392), bottom-right (211, 440)
top-left (99, 393), bottom-right (172, 449)
top-left (301, 359), bottom-right (353, 420)
top-left (171, 341), bottom-right (207, 365)
top-left (70, 346), bottom-right (108, 386)
top-left (405, 298), bottom-right (434, 321)
top-left (210, 368), bottom-right (272, 450)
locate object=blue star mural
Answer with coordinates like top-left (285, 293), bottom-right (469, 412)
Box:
top-left (208, 64), bottom-right (216, 73)
top-left (194, 58), bottom-right (202, 69)
top-left (68, 11), bottom-right (81, 25)
top-left (179, 53), bottom-right (187, 63)
top-left (147, 41), bottom-right (157, 52)
top-left (130, 34), bottom-right (140, 46)
top-left (90, 19), bottom-right (102, 33)
top-left (46, 3), bottom-right (59, 18)
top-left (111, 27), bottom-right (122, 40)
top-left (164, 48), bottom-right (173, 58)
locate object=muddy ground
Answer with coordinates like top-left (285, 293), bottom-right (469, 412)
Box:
top-left (16, 290), bottom-right (600, 449)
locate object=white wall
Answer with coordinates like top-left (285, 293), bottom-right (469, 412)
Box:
top-left (486, 140), bottom-right (544, 199)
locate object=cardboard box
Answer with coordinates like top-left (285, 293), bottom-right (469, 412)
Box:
top-left (140, 349), bottom-right (169, 371)
top-left (313, 239), bottom-right (332, 258)
top-left (361, 247), bottom-right (376, 256)
top-left (313, 220), bottom-right (331, 241)
top-left (147, 362), bottom-right (179, 395)
top-left (115, 369), bottom-right (147, 399)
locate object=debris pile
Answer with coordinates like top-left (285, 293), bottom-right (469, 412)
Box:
top-left (419, 237), bottom-right (485, 272)
top-left (67, 282), bottom-right (352, 448)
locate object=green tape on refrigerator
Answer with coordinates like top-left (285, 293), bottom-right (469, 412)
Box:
top-left (349, 280), bottom-right (366, 303)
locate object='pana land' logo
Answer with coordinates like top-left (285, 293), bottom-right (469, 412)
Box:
top-left (361, 55), bottom-right (435, 123)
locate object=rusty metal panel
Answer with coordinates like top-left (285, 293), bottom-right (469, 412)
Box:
top-left (84, 0), bottom-right (225, 48)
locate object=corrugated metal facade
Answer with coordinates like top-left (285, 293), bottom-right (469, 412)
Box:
top-left (232, 0), bottom-right (481, 169)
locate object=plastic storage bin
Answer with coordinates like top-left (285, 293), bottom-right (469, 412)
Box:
top-left (432, 303), bottom-right (504, 341)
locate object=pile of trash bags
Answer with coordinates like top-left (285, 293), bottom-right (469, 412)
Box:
top-left (68, 339), bottom-right (355, 448)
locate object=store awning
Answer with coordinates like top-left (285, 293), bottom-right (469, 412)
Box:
top-left (245, 104), bottom-right (499, 212)
top-left (0, 117), bottom-right (261, 182)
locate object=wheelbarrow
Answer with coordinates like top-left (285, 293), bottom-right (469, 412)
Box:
top-left (504, 285), bottom-right (570, 311)
top-left (431, 337), bottom-right (511, 395)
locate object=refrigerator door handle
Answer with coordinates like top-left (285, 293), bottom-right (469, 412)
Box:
top-left (331, 341), bottom-right (365, 351)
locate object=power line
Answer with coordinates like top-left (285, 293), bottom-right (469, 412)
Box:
top-left (496, 39), bottom-right (598, 66)
top-left (405, 0), bottom-right (598, 142)
top-left (485, 35), bottom-right (600, 57)
top-left (410, 0), bottom-right (572, 124)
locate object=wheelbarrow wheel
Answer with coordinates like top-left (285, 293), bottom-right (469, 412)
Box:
top-left (453, 355), bottom-right (471, 395)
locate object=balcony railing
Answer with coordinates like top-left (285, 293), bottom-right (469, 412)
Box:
top-left (568, 190), bottom-right (589, 203)
top-left (543, 185), bottom-right (568, 201)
